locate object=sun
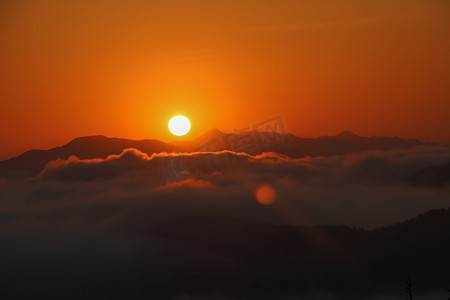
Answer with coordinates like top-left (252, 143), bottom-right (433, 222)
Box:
top-left (168, 115), bottom-right (191, 136)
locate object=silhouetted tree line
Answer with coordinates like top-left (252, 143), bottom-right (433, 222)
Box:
top-left (0, 209), bottom-right (449, 299)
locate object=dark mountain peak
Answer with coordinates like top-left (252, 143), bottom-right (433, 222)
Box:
top-left (65, 135), bottom-right (109, 145)
top-left (201, 128), bottom-right (224, 138)
top-left (70, 134), bottom-right (107, 141)
top-left (336, 130), bottom-right (359, 138)
top-left (171, 128), bottom-right (225, 151)
top-left (65, 135), bottom-right (171, 149)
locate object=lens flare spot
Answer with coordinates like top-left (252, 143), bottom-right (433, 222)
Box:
top-left (255, 184), bottom-right (277, 205)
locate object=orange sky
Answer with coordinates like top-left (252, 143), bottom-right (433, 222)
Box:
top-left (1, 0), bottom-right (449, 159)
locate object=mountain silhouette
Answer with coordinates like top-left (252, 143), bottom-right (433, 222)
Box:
top-left (176, 129), bottom-right (430, 157)
top-left (0, 131), bottom-right (432, 179)
top-left (0, 135), bottom-right (179, 179)
top-left (336, 130), bottom-right (359, 138)
top-left (170, 128), bottom-right (226, 152)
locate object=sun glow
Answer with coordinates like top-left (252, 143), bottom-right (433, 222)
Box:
top-left (168, 115), bottom-right (191, 136)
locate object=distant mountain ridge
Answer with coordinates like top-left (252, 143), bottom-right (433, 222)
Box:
top-left (175, 128), bottom-right (431, 157)
top-left (0, 130), bottom-right (434, 179)
top-left (0, 135), bottom-right (179, 179)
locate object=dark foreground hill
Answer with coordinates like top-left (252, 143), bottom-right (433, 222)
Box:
top-left (0, 208), bottom-right (449, 299)
top-left (142, 208), bottom-right (450, 299)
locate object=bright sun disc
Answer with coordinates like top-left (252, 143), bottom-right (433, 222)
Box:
top-left (168, 115), bottom-right (191, 136)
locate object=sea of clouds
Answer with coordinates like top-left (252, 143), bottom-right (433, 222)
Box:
top-left (0, 145), bottom-right (449, 299)
top-left (2, 144), bottom-right (447, 228)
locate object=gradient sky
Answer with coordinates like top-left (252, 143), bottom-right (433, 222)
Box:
top-left (1, 0), bottom-right (449, 159)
